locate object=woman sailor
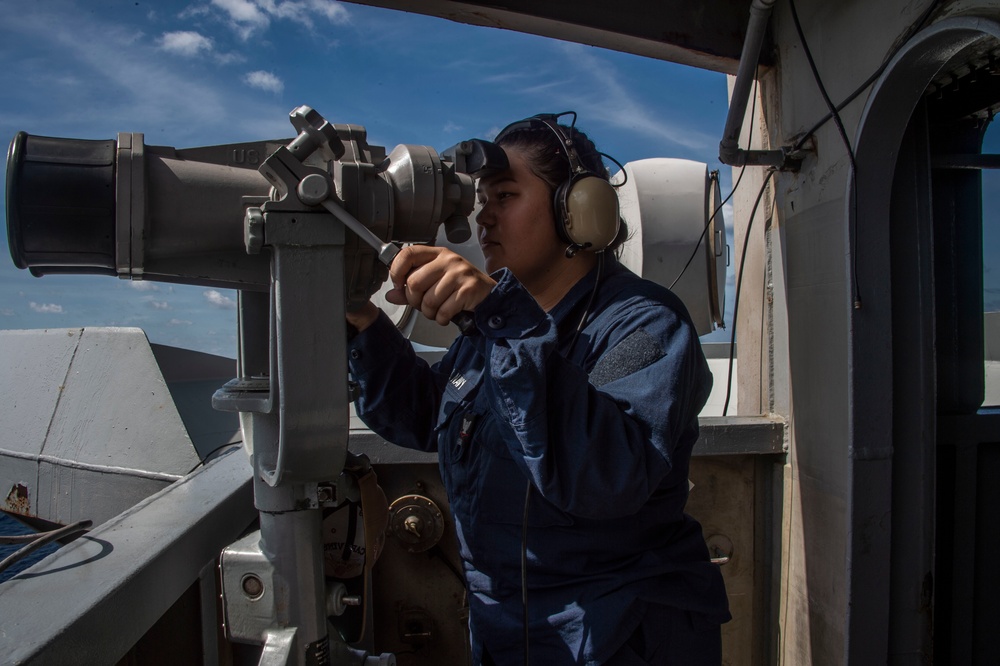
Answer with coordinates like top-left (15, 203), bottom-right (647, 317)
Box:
top-left (346, 113), bottom-right (729, 665)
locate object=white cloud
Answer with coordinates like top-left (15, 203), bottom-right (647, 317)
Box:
top-left (2, 8), bottom-right (236, 144)
top-left (212, 0), bottom-right (270, 38)
top-left (479, 71), bottom-right (537, 85)
top-left (310, 0), bottom-right (350, 22)
top-left (130, 281), bottom-right (159, 291)
top-left (168, 318), bottom-right (193, 326)
top-left (260, 0), bottom-right (350, 28)
top-left (517, 81), bottom-right (564, 96)
top-left (443, 120), bottom-right (462, 133)
top-left (214, 50), bottom-right (247, 66)
top-left (244, 70), bottom-right (283, 93)
top-left (29, 302), bottom-right (64, 314)
top-left (150, 300), bottom-right (170, 310)
top-left (211, 0), bottom-right (349, 39)
top-left (1, 309), bottom-right (14, 316)
top-left (204, 289), bottom-right (237, 309)
top-left (179, 5), bottom-right (212, 20)
top-left (157, 29), bottom-right (244, 65)
top-left (159, 31), bottom-right (214, 57)
top-left (546, 43), bottom-right (717, 154)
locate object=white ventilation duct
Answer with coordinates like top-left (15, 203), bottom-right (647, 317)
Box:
top-left (615, 158), bottom-right (726, 336)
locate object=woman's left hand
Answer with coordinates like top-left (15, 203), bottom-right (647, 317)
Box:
top-left (386, 246), bottom-right (496, 326)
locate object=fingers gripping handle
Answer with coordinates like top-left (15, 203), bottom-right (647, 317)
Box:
top-left (378, 242), bottom-right (477, 336)
top-left (317, 197), bottom-right (477, 335)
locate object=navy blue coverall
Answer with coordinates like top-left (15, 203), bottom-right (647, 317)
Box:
top-left (348, 259), bottom-right (730, 664)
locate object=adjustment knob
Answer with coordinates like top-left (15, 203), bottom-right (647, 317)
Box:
top-left (388, 494), bottom-right (445, 553)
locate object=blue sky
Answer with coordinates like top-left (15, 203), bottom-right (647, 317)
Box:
top-left (0, 0), bottom-right (735, 357)
top-left (4, 1), bottom-right (994, 358)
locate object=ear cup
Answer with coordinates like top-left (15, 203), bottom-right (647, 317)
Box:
top-left (557, 174), bottom-right (620, 251)
top-left (496, 112), bottom-right (620, 252)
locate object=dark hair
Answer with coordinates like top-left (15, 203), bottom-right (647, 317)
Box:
top-left (495, 122), bottom-right (629, 254)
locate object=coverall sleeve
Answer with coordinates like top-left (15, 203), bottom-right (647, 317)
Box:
top-left (347, 310), bottom-right (453, 453)
top-left (473, 270), bottom-right (711, 520)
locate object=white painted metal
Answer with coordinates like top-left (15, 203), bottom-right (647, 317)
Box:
top-left (616, 158), bottom-right (726, 336)
top-left (0, 448), bottom-right (255, 665)
top-left (0, 327), bottom-right (200, 525)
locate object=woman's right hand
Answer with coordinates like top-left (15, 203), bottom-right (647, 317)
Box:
top-left (386, 245), bottom-right (495, 326)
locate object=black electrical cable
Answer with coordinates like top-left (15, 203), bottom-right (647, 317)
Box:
top-left (787, 0), bottom-right (942, 310)
top-left (518, 251), bottom-right (604, 666)
top-left (0, 519), bottom-right (93, 575)
top-left (521, 480), bottom-right (531, 666)
top-left (574, 252), bottom-right (605, 345)
top-left (793, 70), bottom-right (875, 153)
top-left (791, 0), bottom-right (942, 153)
top-left (789, 0), bottom-right (863, 309)
top-left (186, 442), bottom-right (243, 475)
top-left (668, 166), bottom-right (745, 293)
top-left (723, 168), bottom-right (776, 416)
top-left (717, 1), bottom-right (943, 418)
top-left (716, 1), bottom-right (942, 415)
top-left (670, 72), bottom-right (759, 293)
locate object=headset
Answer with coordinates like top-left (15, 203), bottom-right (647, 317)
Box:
top-left (494, 112), bottom-right (622, 255)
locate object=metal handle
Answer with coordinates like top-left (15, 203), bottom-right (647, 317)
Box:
top-left (451, 310), bottom-right (477, 335)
